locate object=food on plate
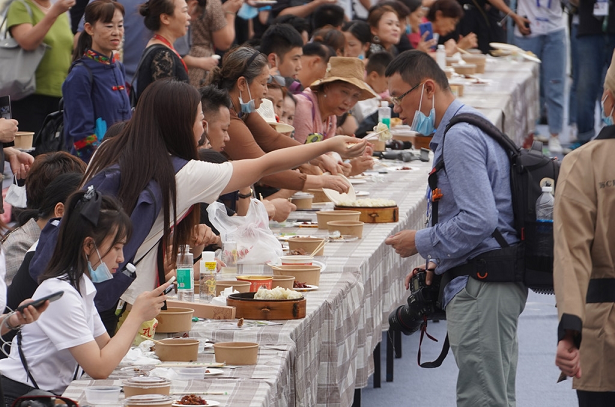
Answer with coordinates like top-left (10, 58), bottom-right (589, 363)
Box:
top-left (293, 281), bottom-right (309, 289)
top-left (399, 166), bottom-right (412, 170)
top-left (337, 198), bottom-right (396, 207)
top-left (237, 317), bottom-right (244, 328)
top-left (206, 370), bottom-right (211, 373)
top-left (373, 122), bottom-right (392, 141)
top-left (254, 286), bottom-right (303, 300)
top-left (289, 248), bottom-right (307, 255)
top-left (390, 117), bottom-right (403, 127)
top-left (177, 395), bottom-right (207, 405)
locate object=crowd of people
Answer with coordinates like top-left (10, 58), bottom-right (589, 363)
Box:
top-left (0, 0), bottom-right (613, 405)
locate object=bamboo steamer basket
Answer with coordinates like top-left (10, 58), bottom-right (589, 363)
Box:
top-left (226, 292), bottom-right (306, 320)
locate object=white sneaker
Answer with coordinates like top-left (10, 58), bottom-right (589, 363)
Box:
top-left (548, 137), bottom-right (562, 153)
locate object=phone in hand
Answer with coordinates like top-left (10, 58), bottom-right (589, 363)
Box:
top-left (163, 276), bottom-right (176, 295)
top-left (419, 21), bottom-right (434, 42)
top-left (16, 291), bottom-right (64, 313)
top-left (0, 96), bottom-right (11, 120)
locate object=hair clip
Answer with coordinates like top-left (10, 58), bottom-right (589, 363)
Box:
top-left (80, 186), bottom-right (102, 226)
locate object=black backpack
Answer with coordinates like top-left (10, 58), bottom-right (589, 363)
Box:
top-left (33, 61), bottom-right (93, 156)
top-left (430, 113), bottom-right (560, 294)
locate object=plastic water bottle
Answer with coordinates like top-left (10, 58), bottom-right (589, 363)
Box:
top-left (535, 184), bottom-right (554, 258)
top-left (378, 101), bottom-right (391, 129)
top-left (536, 184), bottom-right (554, 221)
top-left (199, 251), bottom-right (217, 302)
top-left (436, 45), bottom-right (446, 70)
top-left (176, 245), bottom-right (194, 302)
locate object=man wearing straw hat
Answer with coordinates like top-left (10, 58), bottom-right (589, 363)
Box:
top-left (553, 51), bottom-right (615, 407)
top-left (384, 50), bottom-right (528, 407)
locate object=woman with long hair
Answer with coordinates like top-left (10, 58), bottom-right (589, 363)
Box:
top-left (52, 79), bottom-right (364, 321)
top-left (0, 189), bottom-right (171, 404)
top-left (211, 46), bottom-right (353, 195)
top-left (63, 0), bottom-right (131, 162)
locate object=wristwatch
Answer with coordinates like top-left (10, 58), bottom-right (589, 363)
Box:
top-left (238, 188), bottom-right (253, 199)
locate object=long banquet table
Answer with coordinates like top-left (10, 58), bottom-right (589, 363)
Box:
top-left (62, 57), bottom-right (539, 407)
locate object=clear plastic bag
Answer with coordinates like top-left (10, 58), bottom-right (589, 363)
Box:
top-left (207, 200), bottom-right (282, 264)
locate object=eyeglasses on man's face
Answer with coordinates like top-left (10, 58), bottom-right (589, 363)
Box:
top-left (390, 82), bottom-right (422, 106)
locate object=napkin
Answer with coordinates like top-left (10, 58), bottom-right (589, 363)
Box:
top-left (210, 287), bottom-right (238, 307)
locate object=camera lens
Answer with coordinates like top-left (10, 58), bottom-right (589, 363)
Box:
top-left (388, 305), bottom-right (422, 336)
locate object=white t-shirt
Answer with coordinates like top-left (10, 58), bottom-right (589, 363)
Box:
top-left (0, 249), bottom-right (7, 312)
top-left (515, 0), bottom-right (565, 36)
top-left (0, 275), bottom-right (106, 394)
top-left (121, 160), bottom-right (234, 304)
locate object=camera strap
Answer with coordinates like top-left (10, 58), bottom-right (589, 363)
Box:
top-left (418, 317), bottom-right (450, 368)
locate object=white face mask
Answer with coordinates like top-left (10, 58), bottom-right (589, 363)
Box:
top-left (5, 175), bottom-right (27, 208)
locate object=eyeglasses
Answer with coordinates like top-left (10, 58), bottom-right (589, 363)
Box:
top-left (390, 82), bottom-right (422, 106)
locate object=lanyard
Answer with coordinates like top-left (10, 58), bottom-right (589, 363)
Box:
top-left (536, 0), bottom-right (552, 8)
top-left (153, 34), bottom-right (189, 73)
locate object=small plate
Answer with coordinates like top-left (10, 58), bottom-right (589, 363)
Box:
top-left (489, 42), bottom-right (518, 51)
top-left (173, 401), bottom-right (220, 407)
top-left (204, 368), bottom-right (224, 376)
top-left (293, 284), bottom-right (318, 292)
top-left (328, 235), bottom-right (359, 242)
top-left (355, 191), bottom-right (370, 197)
top-left (312, 260), bottom-right (326, 272)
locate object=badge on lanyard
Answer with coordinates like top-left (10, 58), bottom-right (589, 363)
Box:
top-left (533, 0), bottom-right (551, 35)
top-left (595, 0), bottom-right (609, 18)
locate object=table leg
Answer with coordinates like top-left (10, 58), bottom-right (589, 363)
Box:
top-left (352, 388), bottom-right (362, 407)
top-left (394, 329), bottom-right (402, 358)
top-left (386, 331), bottom-right (394, 382)
top-left (373, 342), bottom-right (381, 388)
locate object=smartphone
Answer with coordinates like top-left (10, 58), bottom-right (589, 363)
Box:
top-left (16, 291), bottom-right (64, 313)
top-left (163, 276), bottom-right (176, 295)
top-left (419, 22), bottom-right (434, 43)
top-left (0, 96), bottom-right (11, 120)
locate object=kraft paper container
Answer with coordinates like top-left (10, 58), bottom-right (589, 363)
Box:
top-left (155, 307), bottom-right (194, 333)
top-left (154, 338), bottom-right (199, 362)
top-left (272, 265), bottom-right (321, 286)
top-left (14, 132), bottom-right (34, 149)
top-left (215, 280), bottom-right (251, 296)
top-left (452, 63), bottom-right (476, 75)
top-left (213, 342), bottom-right (259, 365)
top-left (306, 189), bottom-right (330, 203)
top-left (123, 394), bottom-right (174, 407)
top-left (287, 237), bottom-right (325, 256)
top-left (122, 377), bottom-right (171, 398)
top-left (272, 274), bottom-right (295, 290)
top-left (326, 220), bottom-right (364, 238)
top-left (316, 210), bottom-right (361, 229)
top-left (290, 193), bottom-right (314, 209)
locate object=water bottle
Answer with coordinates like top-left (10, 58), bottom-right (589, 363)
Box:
top-left (199, 251), bottom-right (217, 302)
top-left (535, 184), bottom-right (554, 258)
top-left (378, 101), bottom-right (391, 129)
top-left (176, 245), bottom-right (194, 302)
top-left (436, 45), bottom-right (446, 70)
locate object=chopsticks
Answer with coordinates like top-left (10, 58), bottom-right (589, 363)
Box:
top-left (309, 239), bottom-right (327, 257)
top-left (456, 46), bottom-right (471, 55)
top-left (364, 129), bottom-right (387, 140)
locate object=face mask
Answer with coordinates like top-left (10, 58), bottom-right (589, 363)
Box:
top-left (5, 176), bottom-right (27, 208)
top-left (410, 84), bottom-right (436, 135)
top-left (358, 54), bottom-right (364, 60)
top-left (237, 3), bottom-right (258, 20)
top-left (88, 246), bottom-right (113, 283)
top-left (601, 94), bottom-right (614, 126)
top-left (239, 86), bottom-right (255, 114)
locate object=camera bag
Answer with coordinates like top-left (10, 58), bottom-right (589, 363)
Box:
top-left (429, 113), bottom-right (560, 294)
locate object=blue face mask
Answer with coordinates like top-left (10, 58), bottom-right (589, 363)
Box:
top-left (410, 84), bottom-right (436, 135)
top-left (240, 87), bottom-right (256, 114)
top-left (601, 94), bottom-right (614, 126)
top-left (88, 246), bottom-right (113, 283)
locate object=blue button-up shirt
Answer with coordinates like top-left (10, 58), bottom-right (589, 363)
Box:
top-left (414, 99), bottom-right (518, 306)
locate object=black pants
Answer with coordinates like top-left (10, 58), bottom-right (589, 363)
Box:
top-left (1, 375), bottom-right (36, 407)
top-left (577, 390), bottom-right (615, 407)
top-left (10, 94), bottom-right (61, 136)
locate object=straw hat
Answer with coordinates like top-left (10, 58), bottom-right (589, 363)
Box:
top-left (309, 57), bottom-right (379, 101)
top-left (256, 98), bottom-right (295, 133)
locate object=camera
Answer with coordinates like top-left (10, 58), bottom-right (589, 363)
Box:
top-left (389, 270), bottom-right (445, 335)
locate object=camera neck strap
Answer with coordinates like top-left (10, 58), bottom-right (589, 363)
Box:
top-left (418, 315), bottom-right (450, 368)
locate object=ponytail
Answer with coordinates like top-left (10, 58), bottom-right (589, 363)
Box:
top-left (73, 30), bottom-right (93, 62)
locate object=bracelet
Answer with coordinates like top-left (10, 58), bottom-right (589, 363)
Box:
top-left (237, 188), bottom-right (253, 199)
top-left (4, 312), bottom-right (22, 331)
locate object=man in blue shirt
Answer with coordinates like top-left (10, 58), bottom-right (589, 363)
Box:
top-left (384, 50), bottom-right (528, 407)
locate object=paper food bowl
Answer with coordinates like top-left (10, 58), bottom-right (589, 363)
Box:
top-left (271, 274), bottom-right (295, 290)
top-left (123, 394), bottom-right (174, 407)
top-left (272, 265), bottom-right (321, 286)
top-left (154, 338), bottom-right (199, 362)
top-left (287, 237), bottom-right (325, 256)
top-left (122, 377), bottom-right (172, 398)
top-left (326, 220), bottom-right (364, 238)
top-left (14, 132), bottom-right (34, 150)
top-left (460, 54), bottom-right (486, 73)
top-left (290, 193), bottom-right (314, 209)
top-left (236, 275), bottom-right (273, 291)
top-left (213, 342), bottom-right (259, 365)
top-left (316, 210), bottom-right (361, 230)
top-left (156, 307), bottom-right (194, 333)
top-left (452, 63), bottom-right (477, 75)
top-left (306, 189), bottom-right (330, 203)
top-left (215, 280), bottom-right (251, 296)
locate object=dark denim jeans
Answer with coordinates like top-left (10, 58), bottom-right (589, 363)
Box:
top-left (575, 34), bottom-right (615, 142)
top-left (569, 23), bottom-right (579, 126)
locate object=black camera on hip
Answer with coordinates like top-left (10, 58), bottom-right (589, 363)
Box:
top-left (389, 270), bottom-right (445, 335)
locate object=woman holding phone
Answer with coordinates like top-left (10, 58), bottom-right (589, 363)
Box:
top-left (0, 190), bottom-right (171, 403)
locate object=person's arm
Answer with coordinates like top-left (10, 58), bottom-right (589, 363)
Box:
top-left (9, 0), bottom-right (75, 51)
top-left (222, 136), bottom-right (365, 194)
top-left (150, 49), bottom-right (179, 82)
top-left (183, 55), bottom-right (219, 71)
top-left (0, 118), bottom-right (18, 144)
top-left (4, 147), bottom-right (33, 179)
top-left (486, 0), bottom-right (531, 36)
top-left (0, 300), bottom-right (48, 335)
top-left (211, 0), bottom-right (242, 51)
top-left (278, 0), bottom-right (334, 17)
top-left (235, 186), bottom-right (252, 216)
top-left (553, 151), bottom-right (596, 378)
top-left (245, 111), bottom-right (302, 152)
top-left (69, 282), bottom-right (170, 378)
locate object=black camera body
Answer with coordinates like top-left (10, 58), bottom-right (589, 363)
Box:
top-left (389, 270), bottom-right (445, 335)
